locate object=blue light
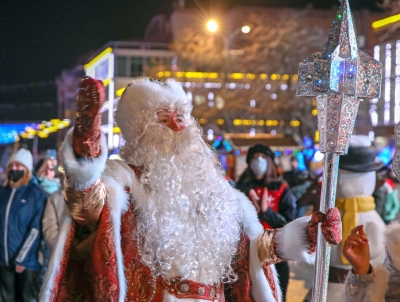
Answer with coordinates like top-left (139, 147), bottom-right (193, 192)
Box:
top-left (296, 152), bottom-right (306, 171)
top-left (275, 151), bottom-right (282, 157)
top-left (213, 140), bottom-right (221, 148)
top-left (0, 123), bottom-right (39, 145)
top-left (235, 150), bottom-right (241, 155)
top-left (377, 147), bottom-right (391, 165)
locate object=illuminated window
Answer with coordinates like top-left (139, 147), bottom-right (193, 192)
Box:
top-left (374, 45), bottom-right (380, 61)
top-left (115, 56), bottom-right (127, 77)
top-left (396, 41), bottom-right (400, 123)
top-left (384, 43), bottom-right (392, 125)
top-left (130, 57), bottom-right (143, 77)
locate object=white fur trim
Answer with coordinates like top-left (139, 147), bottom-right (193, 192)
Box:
top-left (60, 127), bottom-right (108, 191)
top-left (275, 216), bottom-right (315, 264)
top-left (349, 135), bottom-right (372, 147)
top-left (101, 159), bottom-right (144, 302)
top-left (384, 221), bottom-right (400, 272)
top-left (367, 265), bottom-right (389, 302)
top-left (232, 188), bottom-right (281, 302)
top-left (342, 265), bottom-right (388, 302)
top-left (40, 215), bottom-right (73, 302)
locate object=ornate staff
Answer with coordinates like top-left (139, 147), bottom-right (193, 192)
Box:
top-left (296, 0), bottom-right (382, 301)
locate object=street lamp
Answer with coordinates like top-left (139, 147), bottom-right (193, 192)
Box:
top-left (241, 25), bottom-right (251, 34)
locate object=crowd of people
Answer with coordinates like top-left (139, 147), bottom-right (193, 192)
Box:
top-left (1, 76), bottom-right (400, 302)
top-left (0, 149), bottom-right (67, 301)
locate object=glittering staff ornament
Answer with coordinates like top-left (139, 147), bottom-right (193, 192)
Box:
top-left (296, 0), bottom-right (382, 301)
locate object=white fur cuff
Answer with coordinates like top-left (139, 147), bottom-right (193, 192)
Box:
top-left (385, 221), bottom-right (400, 271)
top-left (275, 216), bottom-right (315, 264)
top-left (60, 127), bottom-right (108, 191)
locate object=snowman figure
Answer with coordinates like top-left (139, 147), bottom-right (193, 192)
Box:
top-left (327, 135), bottom-right (386, 300)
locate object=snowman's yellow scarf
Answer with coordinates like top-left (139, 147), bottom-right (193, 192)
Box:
top-left (335, 196), bottom-right (375, 265)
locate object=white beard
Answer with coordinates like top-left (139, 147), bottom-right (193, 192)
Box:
top-left (122, 123), bottom-right (242, 285)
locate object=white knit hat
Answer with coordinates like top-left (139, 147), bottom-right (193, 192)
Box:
top-left (6, 148), bottom-right (33, 172)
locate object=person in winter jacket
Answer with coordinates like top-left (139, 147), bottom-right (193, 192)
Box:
top-left (236, 144), bottom-right (297, 302)
top-left (0, 148), bottom-right (48, 302)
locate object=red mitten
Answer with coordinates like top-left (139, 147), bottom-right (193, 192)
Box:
top-left (72, 77), bottom-right (105, 158)
top-left (306, 211), bottom-right (325, 254)
top-left (321, 207), bottom-right (342, 245)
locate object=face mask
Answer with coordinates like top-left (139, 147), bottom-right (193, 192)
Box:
top-left (250, 157), bottom-right (268, 177)
top-left (8, 170), bottom-right (24, 182)
top-left (38, 177), bottom-right (60, 195)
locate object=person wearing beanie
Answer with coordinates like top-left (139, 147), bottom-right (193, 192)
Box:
top-left (0, 148), bottom-right (48, 301)
top-left (236, 144), bottom-right (297, 302)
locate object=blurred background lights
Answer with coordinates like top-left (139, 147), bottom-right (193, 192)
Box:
top-left (249, 99), bottom-right (256, 108)
top-left (241, 25), bottom-right (251, 34)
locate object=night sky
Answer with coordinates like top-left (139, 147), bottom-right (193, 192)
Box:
top-left (0, 0), bottom-right (380, 87)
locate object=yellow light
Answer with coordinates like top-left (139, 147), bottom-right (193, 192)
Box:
top-left (230, 73), bottom-right (243, 79)
top-left (21, 132), bottom-right (28, 139)
top-left (25, 127), bottom-right (36, 135)
top-left (312, 99), bottom-right (317, 106)
top-left (207, 20), bottom-right (218, 32)
top-left (37, 124), bottom-right (45, 130)
top-left (292, 74), bottom-right (299, 81)
top-left (207, 72), bottom-right (219, 79)
top-left (312, 109), bottom-right (318, 116)
top-left (84, 47), bottom-right (112, 70)
top-left (157, 71), bottom-right (165, 77)
top-left (271, 74), bottom-right (278, 80)
top-left (246, 73), bottom-right (256, 80)
top-left (241, 26), bottom-right (251, 34)
top-left (372, 14), bottom-right (400, 29)
top-left (233, 119), bottom-right (242, 126)
top-left (176, 72), bottom-right (185, 78)
top-left (243, 119), bottom-right (251, 126)
top-left (63, 119), bottom-right (71, 126)
top-left (47, 126), bottom-right (58, 133)
top-left (315, 130), bottom-right (320, 142)
top-left (50, 119), bottom-right (60, 125)
top-left (102, 78), bottom-right (111, 87)
top-left (266, 120), bottom-right (279, 127)
top-left (199, 118), bottom-right (206, 125)
top-left (216, 119), bottom-right (225, 125)
top-left (185, 72), bottom-right (204, 79)
top-left (290, 120), bottom-right (301, 127)
top-left (113, 126), bottom-right (121, 134)
top-left (116, 87), bottom-right (125, 97)
top-left (259, 74), bottom-right (268, 80)
top-left (258, 120), bottom-right (265, 126)
top-left (38, 131), bottom-right (49, 138)
top-left (282, 74), bottom-right (290, 80)
top-left (164, 71), bottom-right (171, 77)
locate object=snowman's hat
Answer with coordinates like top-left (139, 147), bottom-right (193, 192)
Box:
top-left (339, 135), bottom-right (384, 172)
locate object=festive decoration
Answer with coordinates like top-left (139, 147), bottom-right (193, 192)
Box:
top-left (296, 0), bottom-right (383, 301)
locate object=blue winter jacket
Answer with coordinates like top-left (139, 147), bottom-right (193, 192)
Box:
top-left (0, 179), bottom-right (48, 270)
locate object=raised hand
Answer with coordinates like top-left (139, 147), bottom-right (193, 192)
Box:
top-left (73, 77), bottom-right (105, 158)
top-left (342, 225), bottom-right (370, 274)
top-left (249, 189), bottom-right (261, 213)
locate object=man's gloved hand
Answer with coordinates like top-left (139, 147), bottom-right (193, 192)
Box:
top-left (73, 77), bottom-right (105, 158)
top-left (306, 207), bottom-right (342, 254)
